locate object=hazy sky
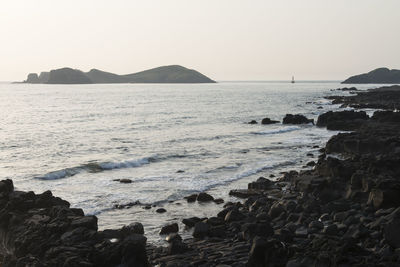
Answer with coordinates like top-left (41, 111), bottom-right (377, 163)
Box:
top-left (1, 0), bottom-right (399, 81)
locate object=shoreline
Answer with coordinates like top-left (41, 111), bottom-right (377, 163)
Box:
top-left (1, 85), bottom-right (400, 266)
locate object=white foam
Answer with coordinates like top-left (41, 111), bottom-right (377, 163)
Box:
top-left (99, 157), bottom-right (150, 170)
top-left (251, 126), bottom-right (300, 135)
top-left (36, 156), bottom-right (153, 180)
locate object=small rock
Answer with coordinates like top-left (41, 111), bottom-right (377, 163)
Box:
top-left (119, 179), bottom-right (132, 184)
top-left (156, 208), bottom-right (167, 213)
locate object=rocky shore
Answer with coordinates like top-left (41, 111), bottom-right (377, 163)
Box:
top-left (1, 85), bottom-right (400, 266)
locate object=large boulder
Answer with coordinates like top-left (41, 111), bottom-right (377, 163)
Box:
top-left (316, 110), bottom-right (369, 130)
top-left (283, 114), bottom-right (314, 125)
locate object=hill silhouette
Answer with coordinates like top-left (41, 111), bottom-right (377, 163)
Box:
top-left (24, 65), bottom-right (216, 84)
top-left (342, 68), bottom-right (400, 84)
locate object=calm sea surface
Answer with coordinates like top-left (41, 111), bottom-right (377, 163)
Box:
top-left (0, 81), bottom-right (379, 243)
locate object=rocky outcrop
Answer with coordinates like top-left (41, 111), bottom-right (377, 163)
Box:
top-left (327, 85), bottom-right (400, 110)
top-left (23, 65), bottom-right (216, 84)
top-left (0, 179), bottom-right (149, 266)
top-left (343, 68), bottom-right (400, 84)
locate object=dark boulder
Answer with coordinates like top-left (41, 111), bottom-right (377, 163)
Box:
top-left (261, 118), bottom-right (279, 125)
top-left (193, 222), bottom-right (209, 238)
top-left (224, 209), bottom-right (245, 222)
top-left (184, 193), bottom-right (198, 203)
top-left (247, 237), bottom-right (290, 267)
top-left (249, 120), bottom-right (258, 124)
top-left (196, 192), bottom-right (214, 202)
top-left (248, 177), bottom-right (274, 190)
top-left (316, 110), bottom-right (369, 130)
top-left (182, 217), bottom-right (202, 228)
top-left (283, 114), bottom-right (314, 125)
top-left (159, 223), bottom-right (179, 235)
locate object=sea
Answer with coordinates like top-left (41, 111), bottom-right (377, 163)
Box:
top-left (0, 81), bottom-right (381, 244)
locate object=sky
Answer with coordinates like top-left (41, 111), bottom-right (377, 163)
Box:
top-left (0, 0), bottom-right (399, 81)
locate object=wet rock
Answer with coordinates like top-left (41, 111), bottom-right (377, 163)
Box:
top-left (225, 209), bottom-right (245, 222)
top-left (248, 120), bottom-right (258, 124)
top-left (309, 220), bottom-right (324, 230)
top-left (182, 217), bottom-right (202, 228)
top-left (316, 110), bottom-right (369, 130)
top-left (248, 177), bottom-right (274, 190)
top-left (268, 202), bottom-right (285, 219)
top-left (168, 239), bottom-right (189, 255)
top-left (261, 117), bottom-right (279, 124)
top-left (196, 192), bottom-right (214, 202)
top-left (283, 114), bottom-right (314, 125)
top-left (229, 189), bottom-right (261, 198)
top-left (184, 193), bottom-right (198, 203)
top-left (122, 222), bottom-right (144, 235)
top-left (384, 218), bottom-right (400, 248)
top-left (213, 198), bottom-right (224, 204)
top-left (323, 224), bottom-right (338, 235)
top-left (368, 187), bottom-right (400, 209)
top-left (193, 222), bottom-right (209, 238)
top-left (165, 233), bottom-right (182, 243)
top-left (159, 223), bottom-right (179, 235)
top-left (156, 208), bottom-right (167, 213)
top-left (247, 237), bottom-right (290, 267)
top-left (119, 178), bottom-right (133, 184)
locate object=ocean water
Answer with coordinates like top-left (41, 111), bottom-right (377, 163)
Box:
top-left (0, 81), bottom-right (379, 244)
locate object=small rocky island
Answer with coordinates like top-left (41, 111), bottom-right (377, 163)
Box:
top-left (342, 67), bottom-right (400, 84)
top-left (24, 65), bottom-right (216, 84)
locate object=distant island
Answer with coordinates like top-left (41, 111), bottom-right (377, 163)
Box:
top-left (342, 67), bottom-right (400, 84)
top-left (24, 65), bottom-right (216, 84)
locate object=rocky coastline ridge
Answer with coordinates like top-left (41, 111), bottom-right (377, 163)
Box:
top-left (1, 85), bottom-right (400, 266)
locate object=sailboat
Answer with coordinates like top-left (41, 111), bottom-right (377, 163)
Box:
top-left (291, 76), bottom-right (295, 83)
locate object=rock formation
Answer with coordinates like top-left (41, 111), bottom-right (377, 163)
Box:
top-left (24, 65), bottom-right (216, 84)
